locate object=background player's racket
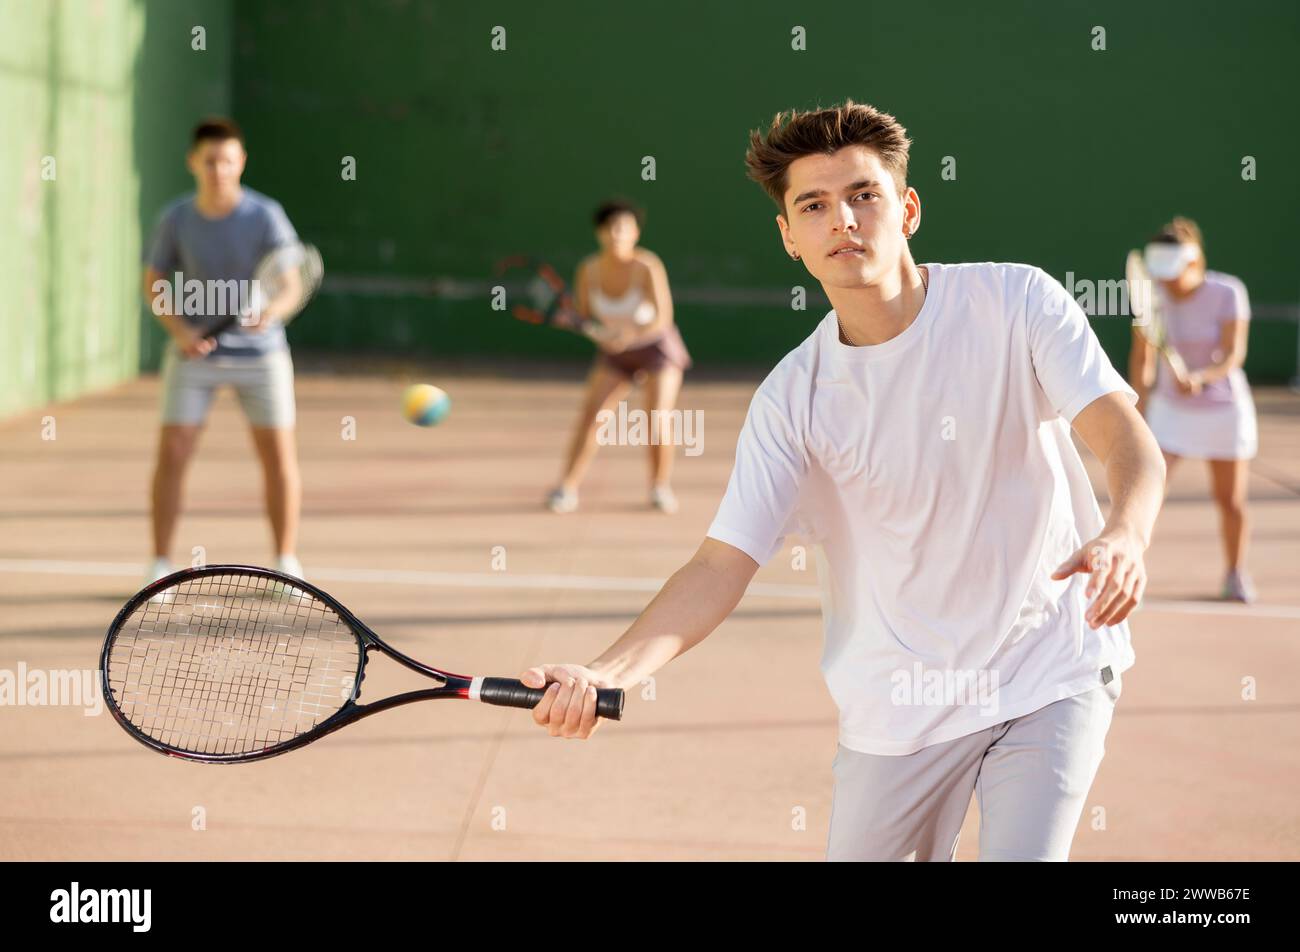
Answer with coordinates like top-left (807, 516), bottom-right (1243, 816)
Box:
top-left (493, 255), bottom-right (614, 343)
top-left (101, 565), bottom-right (623, 764)
top-left (204, 241), bottom-right (324, 342)
top-left (1126, 248), bottom-right (1189, 380)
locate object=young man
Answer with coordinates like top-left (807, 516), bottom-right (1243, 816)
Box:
top-left (518, 101), bottom-right (1166, 861)
top-left (142, 117), bottom-right (304, 583)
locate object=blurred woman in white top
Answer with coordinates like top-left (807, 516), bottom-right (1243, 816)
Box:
top-left (1129, 217), bottom-right (1258, 601)
top-left (545, 199), bottom-right (692, 514)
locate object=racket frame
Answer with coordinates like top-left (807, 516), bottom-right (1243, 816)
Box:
top-left (1126, 249), bottom-right (1189, 380)
top-left (494, 254), bottom-right (598, 336)
top-left (101, 565), bottom-right (521, 764)
top-left (203, 242), bottom-right (323, 343)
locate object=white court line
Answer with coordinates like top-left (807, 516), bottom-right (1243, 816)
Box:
top-left (0, 557), bottom-right (812, 600)
top-left (0, 558), bottom-right (1297, 619)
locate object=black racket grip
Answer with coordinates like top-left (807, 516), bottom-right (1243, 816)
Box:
top-left (203, 314), bottom-right (239, 341)
top-left (479, 678), bottom-right (624, 721)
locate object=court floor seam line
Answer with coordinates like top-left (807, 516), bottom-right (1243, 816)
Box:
top-left (1, 558), bottom-right (1297, 618)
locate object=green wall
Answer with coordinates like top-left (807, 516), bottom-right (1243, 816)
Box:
top-left (0, 0), bottom-right (142, 418)
top-left (0, 0), bottom-right (230, 417)
top-left (3, 0), bottom-right (1298, 422)
top-left (133, 0), bottom-right (234, 371)
top-left (228, 0), bottom-right (1300, 377)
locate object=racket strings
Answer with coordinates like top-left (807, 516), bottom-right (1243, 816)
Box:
top-left (106, 573), bottom-right (360, 756)
top-left (525, 271), bottom-right (563, 311)
top-left (1126, 254), bottom-right (1176, 363)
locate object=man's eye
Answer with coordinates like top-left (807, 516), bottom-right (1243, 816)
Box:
top-left (803, 193), bottom-right (875, 213)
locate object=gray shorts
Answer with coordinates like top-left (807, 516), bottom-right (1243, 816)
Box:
top-left (827, 671), bottom-right (1122, 861)
top-left (160, 345), bottom-right (296, 428)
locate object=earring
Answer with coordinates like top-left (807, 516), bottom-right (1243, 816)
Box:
top-left (790, 251), bottom-right (800, 260)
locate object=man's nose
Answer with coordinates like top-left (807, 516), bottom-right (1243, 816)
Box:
top-left (832, 202), bottom-right (857, 231)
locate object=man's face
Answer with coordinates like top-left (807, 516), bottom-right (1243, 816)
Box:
top-left (187, 138), bottom-right (246, 193)
top-left (777, 145), bottom-right (916, 287)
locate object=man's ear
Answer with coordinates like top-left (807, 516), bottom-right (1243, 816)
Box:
top-left (776, 213), bottom-right (793, 251)
top-left (902, 186), bottom-right (922, 235)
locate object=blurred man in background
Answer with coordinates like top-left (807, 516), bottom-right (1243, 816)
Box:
top-left (141, 117), bottom-right (304, 584)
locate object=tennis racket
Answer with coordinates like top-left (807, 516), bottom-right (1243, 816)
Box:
top-left (100, 565), bottom-right (624, 764)
top-left (1126, 249), bottom-right (1189, 380)
top-left (493, 255), bottom-right (611, 342)
top-left (204, 242), bottom-right (324, 342)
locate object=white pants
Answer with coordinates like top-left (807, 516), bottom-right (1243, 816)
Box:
top-left (827, 671), bottom-right (1122, 861)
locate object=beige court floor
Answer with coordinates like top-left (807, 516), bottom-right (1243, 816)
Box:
top-left (0, 364), bottom-right (1296, 860)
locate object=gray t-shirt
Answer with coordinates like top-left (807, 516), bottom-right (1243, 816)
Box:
top-left (145, 188), bottom-right (298, 358)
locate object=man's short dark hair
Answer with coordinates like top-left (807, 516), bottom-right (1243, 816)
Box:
top-left (745, 99), bottom-right (912, 215)
top-left (190, 117), bottom-right (245, 149)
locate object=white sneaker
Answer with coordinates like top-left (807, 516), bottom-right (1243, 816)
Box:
top-left (650, 485), bottom-right (679, 514)
top-left (1222, 569), bottom-right (1256, 603)
top-left (546, 487), bottom-right (579, 513)
top-left (144, 557), bottom-right (173, 586)
top-left (143, 557), bottom-right (176, 603)
top-left (276, 555), bottom-right (306, 580)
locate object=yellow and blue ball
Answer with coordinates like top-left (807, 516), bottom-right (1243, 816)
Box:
top-left (402, 383), bottom-right (451, 427)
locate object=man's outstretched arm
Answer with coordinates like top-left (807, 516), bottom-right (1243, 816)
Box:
top-left (519, 536), bottom-right (760, 739)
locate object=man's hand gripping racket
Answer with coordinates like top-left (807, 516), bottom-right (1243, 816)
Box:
top-left (518, 664), bottom-right (621, 740)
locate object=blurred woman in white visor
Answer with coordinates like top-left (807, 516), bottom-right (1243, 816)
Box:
top-left (1129, 217), bottom-right (1258, 602)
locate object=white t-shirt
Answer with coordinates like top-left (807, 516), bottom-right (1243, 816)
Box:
top-left (707, 262), bottom-right (1138, 755)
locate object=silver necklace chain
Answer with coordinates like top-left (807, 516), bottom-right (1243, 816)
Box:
top-left (838, 267), bottom-right (928, 347)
